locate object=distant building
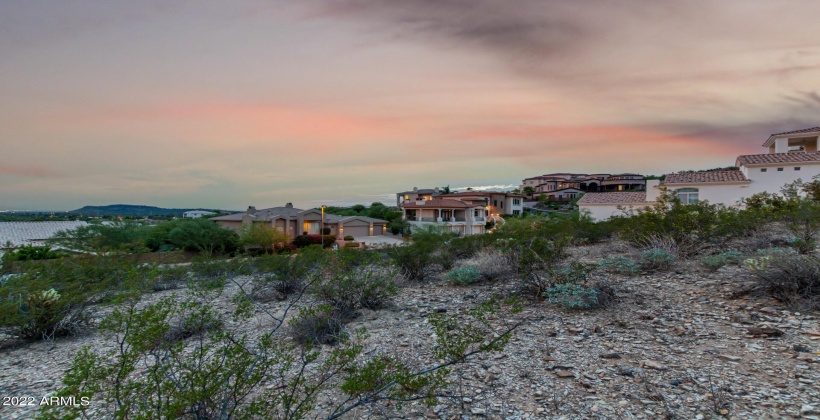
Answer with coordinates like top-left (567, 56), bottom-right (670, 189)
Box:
top-left (397, 187), bottom-right (523, 235)
top-left (183, 210), bottom-right (215, 219)
top-left (521, 173), bottom-right (646, 202)
top-left (578, 127), bottom-right (820, 220)
top-left (0, 221), bottom-right (88, 254)
top-left (210, 203), bottom-right (388, 239)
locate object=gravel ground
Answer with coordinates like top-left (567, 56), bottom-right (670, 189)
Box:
top-left (1, 245), bottom-right (819, 419)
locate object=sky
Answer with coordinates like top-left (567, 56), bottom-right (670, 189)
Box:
top-left (2, 0), bottom-right (820, 211)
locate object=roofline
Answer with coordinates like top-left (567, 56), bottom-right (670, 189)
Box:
top-left (662, 181), bottom-right (751, 187)
top-left (763, 128), bottom-right (820, 147)
top-left (578, 202), bottom-right (654, 206)
top-left (736, 159), bottom-right (820, 167)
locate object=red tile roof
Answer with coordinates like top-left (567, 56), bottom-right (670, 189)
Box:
top-left (577, 192), bottom-right (648, 205)
top-left (736, 152), bottom-right (820, 166)
top-left (769, 127), bottom-right (820, 137)
top-left (663, 170), bottom-right (749, 185)
top-left (400, 199), bottom-right (483, 209)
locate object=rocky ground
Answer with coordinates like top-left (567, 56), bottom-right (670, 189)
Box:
top-left (2, 244), bottom-right (819, 419)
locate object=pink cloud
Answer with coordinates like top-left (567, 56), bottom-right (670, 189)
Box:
top-left (0, 164), bottom-right (58, 178)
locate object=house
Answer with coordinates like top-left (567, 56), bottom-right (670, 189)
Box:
top-left (183, 210), bottom-right (215, 219)
top-left (579, 127), bottom-right (820, 221)
top-left (400, 198), bottom-right (489, 236)
top-left (577, 182), bottom-right (661, 221)
top-left (445, 189), bottom-right (524, 216)
top-left (522, 173), bottom-right (646, 201)
top-left (210, 203), bottom-right (389, 239)
top-left (396, 187), bottom-right (442, 206)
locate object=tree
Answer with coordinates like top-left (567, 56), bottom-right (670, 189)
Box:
top-left (240, 223), bottom-right (289, 255)
top-left (522, 186), bottom-right (535, 199)
top-left (49, 221), bottom-right (150, 254)
top-left (167, 219), bottom-right (239, 257)
top-left (439, 185), bottom-right (452, 195)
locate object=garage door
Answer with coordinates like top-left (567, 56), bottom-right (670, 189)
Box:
top-left (343, 225), bottom-right (370, 238)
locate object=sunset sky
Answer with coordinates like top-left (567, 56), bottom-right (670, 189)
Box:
top-left (2, 1), bottom-right (820, 211)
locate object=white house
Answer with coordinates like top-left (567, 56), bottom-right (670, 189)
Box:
top-left (183, 210), bottom-right (216, 219)
top-left (579, 127), bottom-right (820, 221)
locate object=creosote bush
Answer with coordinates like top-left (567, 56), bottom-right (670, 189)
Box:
top-left (543, 283), bottom-right (600, 309)
top-left (699, 251), bottom-right (744, 272)
top-left (289, 303), bottom-right (347, 345)
top-left (744, 253), bottom-right (820, 309)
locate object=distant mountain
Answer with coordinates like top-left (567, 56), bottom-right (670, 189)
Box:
top-left (68, 204), bottom-right (228, 217)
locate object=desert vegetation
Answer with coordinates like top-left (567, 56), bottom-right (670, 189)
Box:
top-left (1, 179), bottom-right (819, 418)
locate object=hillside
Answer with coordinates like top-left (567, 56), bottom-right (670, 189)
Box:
top-left (68, 204), bottom-right (225, 217)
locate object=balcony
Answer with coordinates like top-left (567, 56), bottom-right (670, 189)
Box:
top-left (420, 217), bottom-right (437, 222)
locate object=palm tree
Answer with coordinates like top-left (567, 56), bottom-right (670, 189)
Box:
top-left (439, 185), bottom-right (452, 195)
top-left (522, 186), bottom-right (535, 199)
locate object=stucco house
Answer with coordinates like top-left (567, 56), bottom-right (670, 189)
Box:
top-left (211, 203), bottom-right (388, 239)
top-left (523, 173), bottom-right (646, 201)
top-left (396, 187), bottom-right (442, 206)
top-left (579, 127), bottom-right (820, 221)
top-left (183, 210), bottom-right (215, 219)
top-left (400, 198), bottom-right (489, 236)
top-left (445, 190), bottom-right (524, 216)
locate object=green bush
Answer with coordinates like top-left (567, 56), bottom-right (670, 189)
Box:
top-left (597, 256), bottom-right (640, 275)
top-left (551, 261), bottom-right (596, 284)
top-left (640, 248), bottom-right (675, 271)
top-left (293, 234), bottom-right (336, 248)
top-left (344, 235), bottom-right (355, 241)
top-left (543, 284), bottom-right (600, 309)
top-left (167, 219), bottom-right (240, 256)
top-left (249, 251), bottom-right (326, 301)
top-left (49, 221), bottom-right (151, 254)
top-left (311, 262), bottom-right (400, 313)
top-left (699, 251), bottom-right (744, 272)
top-left (443, 266), bottom-right (482, 285)
top-left (343, 242), bottom-right (360, 249)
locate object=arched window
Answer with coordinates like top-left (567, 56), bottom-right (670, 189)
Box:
top-left (676, 188), bottom-right (699, 204)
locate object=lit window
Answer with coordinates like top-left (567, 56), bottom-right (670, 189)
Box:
top-left (676, 188), bottom-right (699, 204)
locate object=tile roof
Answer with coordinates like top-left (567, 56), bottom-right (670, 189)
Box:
top-left (663, 170), bottom-right (749, 185)
top-left (769, 127), bottom-right (820, 137)
top-left (736, 151), bottom-right (820, 166)
top-left (577, 192), bottom-right (648, 205)
top-left (0, 221), bottom-right (88, 248)
top-left (400, 199), bottom-right (481, 209)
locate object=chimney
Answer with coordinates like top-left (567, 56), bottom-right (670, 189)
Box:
top-left (413, 187), bottom-right (418, 192)
top-left (285, 203), bottom-right (293, 208)
top-left (467, 187), bottom-right (473, 191)
top-left (247, 206), bottom-right (257, 215)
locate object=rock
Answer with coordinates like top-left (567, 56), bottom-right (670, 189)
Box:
top-left (802, 404), bottom-right (819, 415)
top-left (471, 408), bottom-right (487, 415)
top-left (600, 352), bottom-right (622, 359)
top-left (555, 370), bottom-right (574, 378)
top-left (793, 344), bottom-right (812, 353)
top-left (746, 327), bottom-right (784, 337)
top-left (642, 360), bottom-right (665, 370)
top-left (719, 355), bottom-right (741, 362)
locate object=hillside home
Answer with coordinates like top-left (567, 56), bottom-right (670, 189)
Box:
top-left (396, 187), bottom-right (442, 206)
top-left (445, 190), bottom-right (524, 216)
top-left (523, 173), bottom-right (646, 201)
top-left (183, 210), bottom-right (215, 219)
top-left (211, 203), bottom-right (388, 239)
top-left (400, 197), bottom-right (489, 235)
top-left (578, 127), bottom-right (820, 220)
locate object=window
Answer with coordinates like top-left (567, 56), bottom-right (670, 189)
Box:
top-left (676, 188), bottom-right (699, 204)
top-left (777, 168), bottom-right (784, 172)
top-left (303, 221), bottom-right (320, 234)
top-left (795, 167), bottom-right (801, 171)
top-left (513, 199), bottom-right (520, 205)
top-left (500, 201), bottom-right (504, 209)
top-left (513, 210), bottom-right (520, 215)
top-left (493, 200), bottom-right (498, 207)
top-left (761, 168), bottom-right (767, 173)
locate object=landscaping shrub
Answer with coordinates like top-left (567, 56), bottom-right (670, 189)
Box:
top-left (443, 266), bottom-right (482, 285)
top-left (463, 247), bottom-right (512, 281)
top-left (151, 264), bottom-right (190, 291)
top-left (745, 253), bottom-right (820, 309)
top-left (344, 235), bottom-right (355, 241)
top-left (543, 284), bottom-right (600, 309)
top-left (288, 304), bottom-right (346, 345)
top-left (597, 255), bottom-right (641, 275)
top-left (640, 248), bottom-right (675, 271)
top-left (293, 234), bottom-right (336, 248)
top-left (343, 242), bottom-right (360, 249)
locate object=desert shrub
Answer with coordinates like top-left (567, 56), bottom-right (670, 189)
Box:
top-left (0, 256), bottom-right (152, 340)
top-left (311, 262), bottom-right (400, 313)
top-left (597, 256), bottom-right (641, 275)
top-left (188, 258), bottom-right (250, 289)
top-left (384, 226), bottom-right (451, 281)
top-left (151, 264), bottom-right (190, 291)
top-left (699, 251), bottom-right (744, 272)
top-left (543, 284), bottom-right (600, 309)
top-left (240, 223), bottom-right (289, 255)
top-left (289, 304), bottom-right (347, 345)
top-left (166, 219), bottom-right (240, 257)
top-left (2, 244), bottom-right (64, 262)
top-left (745, 253), bottom-right (820, 309)
top-left (49, 221), bottom-right (152, 254)
top-left (462, 247), bottom-right (512, 281)
top-left (293, 234), bottom-right (336, 248)
top-left (591, 281), bottom-right (618, 308)
top-left (551, 261), bottom-right (597, 285)
top-left (640, 248), bottom-right (675, 271)
top-left (163, 299), bottom-right (224, 344)
top-left (443, 266), bottom-right (482, 286)
top-left (249, 251), bottom-right (326, 301)
top-left (344, 235), bottom-right (355, 241)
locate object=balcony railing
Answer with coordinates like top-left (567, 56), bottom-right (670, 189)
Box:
top-left (420, 217), bottom-right (437, 222)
